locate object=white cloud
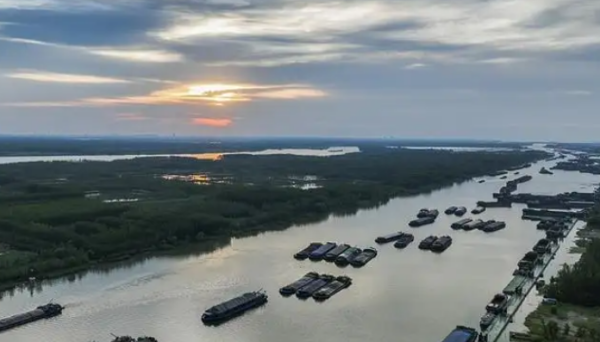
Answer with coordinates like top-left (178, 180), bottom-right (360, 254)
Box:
top-left (87, 48), bottom-right (184, 63)
top-left (6, 70), bottom-right (131, 84)
top-left (564, 90), bottom-right (592, 96)
top-left (404, 63), bottom-right (426, 69)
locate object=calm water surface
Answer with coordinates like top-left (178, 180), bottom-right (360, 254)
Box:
top-left (0, 157), bottom-right (597, 342)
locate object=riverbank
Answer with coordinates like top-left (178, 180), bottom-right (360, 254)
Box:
top-left (523, 216), bottom-right (600, 340)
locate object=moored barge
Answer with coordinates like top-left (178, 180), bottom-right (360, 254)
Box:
top-left (375, 232), bottom-right (404, 244)
top-left (297, 274), bottom-right (335, 298)
top-left (440, 325), bottom-right (479, 342)
top-left (394, 233), bottom-right (415, 248)
top-left (418, 235), bottom-right (438, 250)
top-left (279, 272), bottom-right (319, 296)
top-left (312, 276), bottom-right (352, 301)
top-left (294, 242), bottom-right (322, 260)
top-left (308, 242), bottom-right (337, 261)
top-left (350, 247), bottom-right (377, 267)
top-left (324, 244), bottom-right (350, 262)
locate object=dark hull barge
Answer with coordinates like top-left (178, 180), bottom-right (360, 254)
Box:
top-left (471, 206), bottom-right (486, 214)
top-left (451, 218), bottom-right (472, 229)
top-left (112, 337), bottom-right (158, 342)
top-left (313, 276), bottom-right (352, 301)
top-left (308, 242), bottom-right (337, 261)
top-left (463, 219), bottom-right (484, 231)
top-left (279, 272), bottom-right (319, 296)
top-left (394, 233), bottom-right (415, 248)
top-left (0, 303), bottom-right (63, 332)
top-left (418, 236), bottom-right (438, 250)
top-left (335, 247), bottom-right (362, 266)
top-left (445, 206), bottom-right (457, 215)
top-left (454, 207), bottom-right (467, 216)
top-left (297, 275), bottom-right (335, 298)
top-left (294, 242), bottom-right (322, 260)
top-left (431, 236), bottom-right (452, 253)
top-left (202, 290), bottom-right (268, 325)
top-left (440, 325), bottom-right (479, 342)
top-left (409, 216), bottom-right (435, 227)
top-left (350, 247), bottom-right (377, 267)
top-left (375, 231), bottom-right (404, 244)
top-left (324, 244), bottom-right (350, 262)
top-left (482, 221), bottom-right (506, 233)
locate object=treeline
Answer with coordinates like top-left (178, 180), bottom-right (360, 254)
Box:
top-left (0, 149), bottom-right (546, 286)
top-left (545, 210), bottom-right (600, 307)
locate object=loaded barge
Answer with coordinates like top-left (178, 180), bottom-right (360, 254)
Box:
top-left (202, 290), bottom-right (268, 325)
top-left (312, 276), bottom-right (352, 301)
top-left (0, 303), bottom-right (64, 332)
top-left (280, 272), bottom-right (319, 296)
top-left (440, 325), bottom-right (481, 342)
top-left (111, 337), bottom-right (158, 342)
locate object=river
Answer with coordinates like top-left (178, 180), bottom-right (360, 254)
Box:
top-left (0, 150), bottom-right (597, 342)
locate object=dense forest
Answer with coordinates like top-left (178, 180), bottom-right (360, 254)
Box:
top-left (0, 136), bottom-right (525, 156)
top-left (0, 148), bottom-right (545, 288)
top-left (545, 211), bottom-right (600, 307)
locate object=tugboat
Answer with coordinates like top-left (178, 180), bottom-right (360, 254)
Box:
top-left (454, 207), bottom-right (467, 216)
top-left (201, 290), bottom-right (268, 325)
top-left (279, 272), bottom-right (319, 296)
top-left (350, 247), bottom-right (377, 267)
top-left (312, 276), bottom-right (352, 301)
top-left (418, 235), bottom-right (438, 250)
top-left (294, 242), bottom-right (322, 260)
top-left (430, 235), bottom-right (452, 253)
top-left (394, 233), bottom-right (415, 248)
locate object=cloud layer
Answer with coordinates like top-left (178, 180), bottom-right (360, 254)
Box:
top-left (0, 0), bottom-right (599, 139)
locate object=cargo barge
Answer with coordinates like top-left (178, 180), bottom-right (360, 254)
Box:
top-left (481, 221), bottom-right (506, 233)
top-left (394, 233), bottom-right (415, 248)
top-left (454, 207), bottom-right (467, 216)
top-left (280, 272), bottom-right (319, 296)
top-left (502, 276), bottom-right (526, 295)
top-left (0, 303), bottom-right (63, 332)
top-left (451, 218), bottom-right (472, 229)
top-left (297, 274), bottom-right (335, 298)
top-left (294, 242), bottom-right (322, 260)
top-left (479, 312), bottom-right (496, 331)
top-left (418, 235), bottom-right (438, 250)
top-left (312, 276), bottom-right (352, 301)
top-left (375, 232), bottom-right (404, 244)
top-left (202, 290), bottom-right (268, 325)
top-left (440, 325), bottom-right (480, 342)
top-left (471, 206), bottom-right (486, 214)
top-left (350, 247), bottom-right (377, 267)
top-left (445, 206), bottom-right (457, 214)
top-left (111, 336), bottom-right (158, 342)
top-left (485, 293), bottom-right (509, 315)
top-left (335, 247), bottom-right (362, 266)
top-left (409, 216), bottom-right (435, 227)
top-left (324, 244), bottom-right (350, 262)
top-left (431, 236), bottom-right (452, 253)
top-left (308, 242), bottom-right (337, 261)
top-left (463, 219), bottom-right (484, 231)
top-left (476, 201), bottom-right (511, 208)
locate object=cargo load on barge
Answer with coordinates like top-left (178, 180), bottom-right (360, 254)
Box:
top-left (350, 247), bottom-right (377, 267)
top-left (294, 242), bottom-right (322, 260)
top-left (335, 247), bottom-right (362, 266)
top-left (312, 276), bottom-right (352, 301)
top-left (279, 272), bottom-right (319, 296)
top-left (308, 242), bottom-right (337, 261)
top-left (481, 221), bottom-right (506, 233)
top-left (394, 233), bottom-right (415, 248)
top-left (409, 216), bottom-right (435, 227)
top-left (479, 312), bottom-right (496, 331)
top-left (0, 303), bottom-right (63, 332)
top-left (324, 244), bottom-right (350, 261)
top-left (533, 239), bottom-right (552, 255)
top-left (297, 274), bottom-right (335, 298)
top-left (202, 290), bottom-right (268, 325)
top-left (463, 219), bottom-right (484, 231)
top-left (440, 325), bottom-right (479, 342)
top-left (503, 276), bottom-right (526, 295)
top-left (454, 207), bottom-right (467, 216)
top-left (451, 218), bottom-right (472, 229)
top-left (375, 231), bottom-right (404, 244)
top-left (418, 235), bottom-right (438, 250)
top-left (471, 206), bottom-right (486, 214)
top-left (431, 236), bottom-right (452, 253)
top-left (476, 200), bottom-right (511, 208)
top-left (445, 206), bottom-right (457, 214)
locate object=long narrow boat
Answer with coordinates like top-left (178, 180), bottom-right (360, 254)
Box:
top-left (375, 232), bottom-right (404, 243)
top-left (293, 242), bottom-right (322, 260)
top-left (312, 276), bottom-right (352, 301)
top-left (440, 325), bottom-right (479, 342)
top-left (308, 242), bottom-right (337, 261)
top-left (279, 272), bottom-right (319, 296)
top-left (350, 247), bottom-right (377, 267)
top-left (201, 290), bottom-right (268, 325)
top-left (0, 303), bottom-right (63, 333)
top-left (324, 244), bottom-right (350, 262)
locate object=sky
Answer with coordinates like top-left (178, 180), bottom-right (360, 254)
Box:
top-left (0, 0), bottom-right (599, 141)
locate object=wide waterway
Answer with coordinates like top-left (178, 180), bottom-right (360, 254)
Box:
top-left (0, 151), bottom-right (598, 342)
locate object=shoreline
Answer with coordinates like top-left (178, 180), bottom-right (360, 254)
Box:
top-left (521, 222), bottom-right (600, 340)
